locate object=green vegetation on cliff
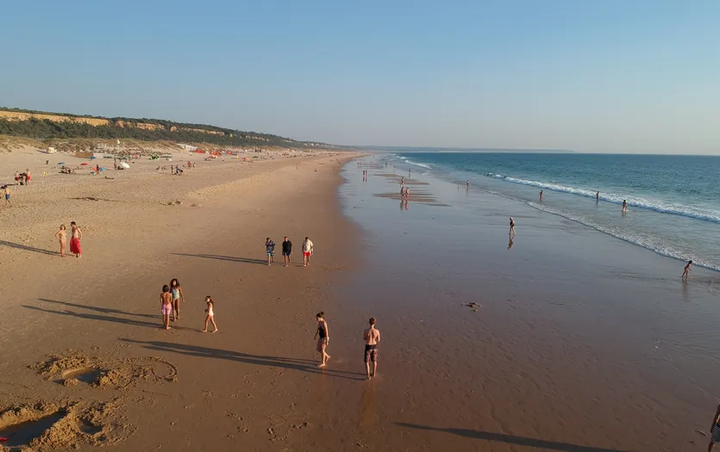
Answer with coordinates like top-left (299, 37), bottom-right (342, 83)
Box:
top-left (0, 107), bottom-right (331, 149)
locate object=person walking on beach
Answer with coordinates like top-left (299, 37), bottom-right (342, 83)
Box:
top-left (14, 171), bottom-right (19, 184)
top-left (707, 404), bottom-right (720, 451)
top-left (400, 176), bottom-right (405, 185)
top-left (363, 317), bottom-right (381, 380)
top-left (466, 180), bottom-right (470, 189)
top-left (160, 285), bottom-right (173, 330)
top-left (54, 225), bottom-right (67, 257)
top-left (509, 217), bottom-right (516, 237)
top-left (169, 278), bottom-right (185, 321)
top-left (302, 237), bottom-right (314, 267)
top-left (202, 296), bottom-right (218, 333)
top-left (282, 236), bottom-right (292, 267)
top-left (682, 260), bottom-right (693, 279)
top-left (69, 221), bottom-right (82, 258)
top-left (539, 190), bottom-right (544, 201)
top-left (314, 312), bottom-right (330, 367)
top-left (265, 237), bottom-right (276, 265)
top-left (3, 185), bottom-right (11, 205)
top-left (622, 200), bottom-right (628, 213)
top-left (25, 169), bottom-right (31, 185)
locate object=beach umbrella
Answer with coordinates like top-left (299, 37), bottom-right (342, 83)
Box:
top-left (81, 162), bottom-right (89, 166)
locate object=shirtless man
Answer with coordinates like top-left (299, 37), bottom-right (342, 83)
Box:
top-left (509, 217), bottom-right (516, 237)
top-left (70, 221), bottom-right (82, 258)
top-left (596, 191), bottom-right (600, 202)
top-left (539, 190), bottom-right (543, 201)
top-left (3, 185), bottom-right (10, 205)
top-left (363, 317), bottom-right (381, 380)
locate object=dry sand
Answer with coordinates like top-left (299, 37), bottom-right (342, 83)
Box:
top-left (0, 146), bottom-right (362, 451)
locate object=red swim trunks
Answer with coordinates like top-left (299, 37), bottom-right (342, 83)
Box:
top-left (303, 251), bottom-right (311, 257)
top-left (70, 238), bottom-right (81, 255)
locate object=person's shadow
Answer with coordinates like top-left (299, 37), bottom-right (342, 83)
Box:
top-left (120, 338), bottom-right (366, 381)
top-left (395, 423), bottom-right (634, 452)
top-left (0, 240), bottom-right (56, 256)
top-left (171, 253), bottom-right (267, 265)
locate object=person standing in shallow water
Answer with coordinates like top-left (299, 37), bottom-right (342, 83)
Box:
top-left (682, 260), bottom-right (693, 279)
top-left (509, 217), bottom-right (516, 237)
top-left (596, 191), bottom-right (600, 202)
top-left (539, 190), bottom-right (544, 201)
top-left (622, 200), bottom-right (628, 212)
top-left (314, 312), bottom-right (330, 367)
top-left (363, 317), bottom-right (381, 380)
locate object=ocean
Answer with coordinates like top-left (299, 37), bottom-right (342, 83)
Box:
top-left (391, 152), bottom-right (720, 272)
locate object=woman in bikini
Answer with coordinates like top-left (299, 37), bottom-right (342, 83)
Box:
top-left (54, 225), bottom-right (67, 257)
top-left (202, 296), bottom-right (218, 333)
top-left (169, 278), bottom-right (185, 322)
top-left (314, 312), bottom-right (330, 367)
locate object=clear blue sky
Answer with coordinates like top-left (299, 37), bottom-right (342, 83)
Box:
top-left (1, 0), bottom-right (718, 153)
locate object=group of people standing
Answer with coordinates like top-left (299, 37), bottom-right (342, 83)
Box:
top-left (54, 222), bottom-right (82, 258)
top-left (264, 236), bottom-right (314, 267)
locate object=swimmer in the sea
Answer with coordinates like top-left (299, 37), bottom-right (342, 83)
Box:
top-left (682, 260), bottom-right (693, 279)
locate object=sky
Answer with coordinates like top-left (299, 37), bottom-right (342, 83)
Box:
top-left (0, 0), bottom-right (719, 154)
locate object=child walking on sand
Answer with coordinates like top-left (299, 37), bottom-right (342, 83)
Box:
top-left (314, 312), bottom-right (330, 367)
top-left (202, 296), bottom-right (218, 333)
top-left (54, 225), bottom-right (67, 257)
top-left (169, 278), bottom-right (185, 321)
top-left (160, 285), bottom-right (173, 330)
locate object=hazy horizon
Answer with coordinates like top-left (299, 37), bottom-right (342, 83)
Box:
top-left (1, 1), bottom-right (719, 155)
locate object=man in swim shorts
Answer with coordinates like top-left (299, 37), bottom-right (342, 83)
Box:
top-left (282, 236), bottom-right (292, 267)
top-left (302, 237), bottom-right (313, 267)
top-left (3, 185), bottom-right (10, 204)
top-left (363, 317), bottom-right (381, 380)
top-left (265, 237), bottom-right (275, 266)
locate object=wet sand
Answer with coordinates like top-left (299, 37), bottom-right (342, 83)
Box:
top-left (3, 151), bottom-right (719, 451)
top-left (292, 156), bottom-right (720, 452)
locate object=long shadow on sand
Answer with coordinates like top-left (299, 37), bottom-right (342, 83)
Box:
top-left (171, 253), bottom-right (267, 265)
top-left (0, 240), bottom-right (57, 256)
top-left (120, 338), bottom-right (366, 382)
top-left (38, 298), bottom-right (157, 319)
top-left (395, 423), bottom-right (634, 452)
top-left (23, 305), bottom-right (195, 331)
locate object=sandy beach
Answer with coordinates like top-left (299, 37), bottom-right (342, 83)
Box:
top-left (3, 149), bottom-right (720, 452)
top-left (0, 147), bottom-right (363, 451)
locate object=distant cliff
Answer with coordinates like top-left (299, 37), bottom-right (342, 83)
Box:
top-left (0, 107), bottom-right (335, 149)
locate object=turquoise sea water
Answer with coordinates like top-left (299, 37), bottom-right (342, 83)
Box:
top-left (393, 152), bottom-right (720, 272)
